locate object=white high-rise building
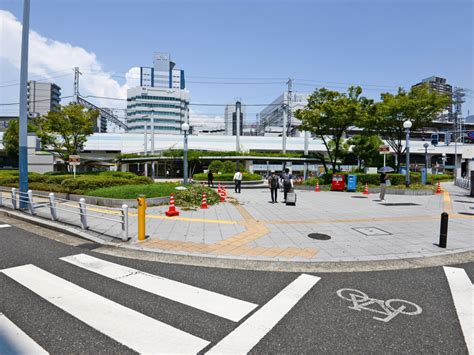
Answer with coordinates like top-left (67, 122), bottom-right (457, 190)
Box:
top-left (126, 86), bottom-right (189, 134)
top-left (27, 81), bottom-right (61, 118)
top-left (128, 52), bottom-right (189, 134)
top-left (224, 103), bottom-right (246, 136)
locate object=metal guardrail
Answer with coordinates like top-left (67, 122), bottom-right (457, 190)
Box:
top-left (455, 177), bottom-right (471, 190)
top-left (0, 188), bottom-right (129, 241)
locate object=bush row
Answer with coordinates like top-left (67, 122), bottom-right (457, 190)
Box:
top-left (193, 173), bottom-right (262, 181)
top-left (301, 173), bottom-right (452, 186)
top-left (0, 171), bottom-right (152, 194)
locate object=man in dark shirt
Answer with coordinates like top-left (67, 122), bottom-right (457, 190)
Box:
top-left (207, 170), bottom-right (214, 188)
top-left (379, 172), bottom-right (387, 201)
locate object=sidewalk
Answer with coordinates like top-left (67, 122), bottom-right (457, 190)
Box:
top-left (2, 183), bottom-right (473, 263)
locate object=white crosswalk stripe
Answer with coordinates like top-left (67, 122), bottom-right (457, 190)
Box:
top-left (0, 313), bottom-right (48, 354)
top-left (0, 224), bottom-right (11, 228)
top-left (206, 273), bottom-right (321, 354)
top-left (60, 253), bottom-right (257, 322)
top-left (0, 264), bottom-right (210, 354)
top-left (443, 267), bottom-right (473, 355)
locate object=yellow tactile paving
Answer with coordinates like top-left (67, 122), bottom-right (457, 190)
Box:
top-left (260, 247), bottom-right (285, 257)
top-left (443, 191), bottom-right (453, 214)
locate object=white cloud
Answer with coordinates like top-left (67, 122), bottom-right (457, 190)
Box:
top-left (0, 10), bottom-right (137, 110)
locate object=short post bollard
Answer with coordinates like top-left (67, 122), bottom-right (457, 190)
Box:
top-left (439, 212), bottom-right (449, 248)
top-left (0, 189), bottom-right (3, 207)
top-left (79, 198), bottom-right (88, 230)
top-left (27, 190), bottom-right (35, 215)
top-left (11, 188), bottom-right (17, 210)
top-left (137, 195), bottom-right (146, 241)
top-left (121, 204), bottom-right (129, 241)
top-left (49, 193), bottom-right (57, 221)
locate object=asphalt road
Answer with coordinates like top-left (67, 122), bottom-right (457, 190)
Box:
top-left (0, 218), bottom-right (472, 354)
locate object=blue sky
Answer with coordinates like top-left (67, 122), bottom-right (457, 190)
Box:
top-left (0, 0), bottom-right (472, 123)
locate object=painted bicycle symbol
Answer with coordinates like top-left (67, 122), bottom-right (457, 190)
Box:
top-left (337, 288), bottom-right (422, 323)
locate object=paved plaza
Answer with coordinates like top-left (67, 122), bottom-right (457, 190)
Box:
top-left (2, 182), bottom-right (472, 262)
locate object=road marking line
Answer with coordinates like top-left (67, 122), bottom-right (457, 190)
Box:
top-left (0, 224), bottom-right (11, 228)
top-left (61, 253), bottom-right (258, 322)
top-left (0, 264), bottom-right (209, 354)
top-left (206, 273), bottom-right (321, 354)
top-left (0, 313), bottom-right (48, 354)
top-left (443, 267), bottom-right (473, 354)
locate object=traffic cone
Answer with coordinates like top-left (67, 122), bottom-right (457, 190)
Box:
top-left (315, 182), bottom-right (321, 192)
top-left (218, 184), bottom-right (221, 194)
top-left (220, 190), bottom-right (226, 202)
top-left (165, 193), bottom-right (180, 217)
top-left (223, 185), bottom-right (228, 197)
top-left (201, 192), bottom-right (208, 209)
top-left (436, 181), bottom-right (441, 194)
top-left (363, 182), bottom-right (369, 195)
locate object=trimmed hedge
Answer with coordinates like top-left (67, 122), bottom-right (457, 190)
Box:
top-left (0, 171), bottom-right (152, 194)
top-left (193, 173), bottom-right (262, 181)
top-left (302, 172), bottom-right (452, 186)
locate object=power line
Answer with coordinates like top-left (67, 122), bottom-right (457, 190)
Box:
top-left (0, 95), bottom-right (75, 106)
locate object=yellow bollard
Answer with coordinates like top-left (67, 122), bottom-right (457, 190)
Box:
top-left (137, 194), bottom-right (146, 241)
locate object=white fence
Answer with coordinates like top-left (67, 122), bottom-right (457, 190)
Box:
top-left (455, 177), bottom-right (471, 190)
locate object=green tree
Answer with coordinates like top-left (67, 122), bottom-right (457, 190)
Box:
top-left (367, 84), bottom-right (450, 170)
top-left (222, 160), bottom-right (237, 173)
top-left (36, 103), bottom-right (98, 165)
top-left (208, 160), bottom-right (224, 173)
top-left (2, 119), bottom-right (37, 159)
top-left (295, 86), bottom-right (374, 173)
top-left (346, 134), bottom-right (383, 169)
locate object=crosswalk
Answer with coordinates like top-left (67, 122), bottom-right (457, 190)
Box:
top-left (0, 254), bottom-right (320, 354)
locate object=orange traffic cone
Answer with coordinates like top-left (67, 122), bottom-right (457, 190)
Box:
top-left (436, 181), bottom-right (441, 194)
top-left (363, 182), bottom-right (369, 195)
top-left (315, 182), bottom-right (321, 192)
top-left (165, 193), bottom-right (180, 217)
top-left (220, 190), bottom-right (226, 202)
top-left (218, 184), bottom-right (221, 194)
top-left (201, 192), bottom-right (208, 209)
top-left (223, 185), bottom-right (228, 197)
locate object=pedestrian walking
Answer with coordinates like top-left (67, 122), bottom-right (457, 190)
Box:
top-left (282, 168), bottom-right (294, 202)
top-left (379, 171), bottom-right (387, 201)
top-left (233, 169), bottom-right (242, 193)
top-left (267, 170), bottom-right (279, 203)
top-left (207, 170), bottom-right (214, 187)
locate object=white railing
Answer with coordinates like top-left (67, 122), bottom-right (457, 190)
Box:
top-left (455, 177), bottom-right (471, 190)
top-left (0, 188), bottom-right (129, 241)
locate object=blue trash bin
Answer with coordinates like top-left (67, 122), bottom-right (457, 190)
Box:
top-left (347, 174), bottom-right (357, 192)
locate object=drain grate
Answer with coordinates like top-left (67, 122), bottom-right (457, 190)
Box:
top-left (380, 203), bottom-right (420, 206)
top-left (77, 242), bottom-right (101, 250)
top-left (308, 233), bottom-right (331, 240)
top-left (459, 212), bottom-right (474, 216)
top-left (352, 227), bottom-right (391, 236)
top-left (454, 200), bottom-right (474, 204)
top-left (351, 196), bottom-right (368, 199)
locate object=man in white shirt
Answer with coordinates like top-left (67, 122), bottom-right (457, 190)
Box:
top-left (233, 170), bottom-right (243, 193)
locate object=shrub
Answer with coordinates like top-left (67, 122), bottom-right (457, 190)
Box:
top-left (87, 183), bottom-right (179, 199)
top-left (222, 161), bottom-right (237, 173)
top-left (208, 160), bottom-right (224, 173)
top-left (174, 185), bottom-right (220, 208)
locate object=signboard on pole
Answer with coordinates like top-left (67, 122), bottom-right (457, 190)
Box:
top-left (379, 145), bottom-right (390, 154)
top-left (69, 155), bottom-right (80, 166)
top-left (467, 131), bottom-right (474, 140)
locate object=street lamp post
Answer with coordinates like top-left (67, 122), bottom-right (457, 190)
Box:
top-left (403, 120), bottom-right (412, 187)
top-left (19, 0), bottom-right (31, 209)
top-left (182, 122), bottom-right (189, 185)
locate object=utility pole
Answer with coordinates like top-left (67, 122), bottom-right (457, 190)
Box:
top-left (18, 0), bottom-right (31, 209)
top-left (235, 101), bottom-right (241, 152)
top-left (453, 88), bottom-right (465, 178)
top-left (73, 67), bottom-right (82, 102)
top-left (282, 78), bottom-right (293, 154)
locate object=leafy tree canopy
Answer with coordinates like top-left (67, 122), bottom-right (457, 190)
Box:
top-left (2, 118), bottom-right (37, 159)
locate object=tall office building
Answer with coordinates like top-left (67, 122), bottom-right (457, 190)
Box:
top-left (259, 92), bottom-right (309, 136)
top-left (128, 52), bottom-right (189, 134)
top-left (140, 53), bottom-right (185, 89)
top-left (126, 86), bottom-right (189, 134)
top-left (412, 76), bottom-right (453, 120)
top-left (27, 81), bottom-right (61, 118)
top-left (224, 103), bottom-right (246, 136)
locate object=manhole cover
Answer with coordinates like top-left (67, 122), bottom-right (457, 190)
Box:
top-left (380, 203), bottom-right (420, 206)
top-left (308, 233), bottom-right (331, 240)
top-left (352, 227), bottom-right (391, 236)
top-left (351, 196), bottom-right (368, 199)
top-left (459, 212), bottom-right (474, 216)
